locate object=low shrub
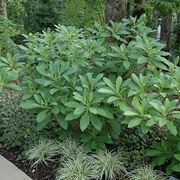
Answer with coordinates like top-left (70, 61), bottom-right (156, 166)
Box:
top-left (0, 91), bottom-right (37, 148)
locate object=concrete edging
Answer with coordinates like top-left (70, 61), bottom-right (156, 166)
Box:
top-left (0, 155), bottom-right (32, 180)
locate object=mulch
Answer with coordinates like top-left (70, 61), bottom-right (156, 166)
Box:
top-left (0, 145), bottom-right (60, 180)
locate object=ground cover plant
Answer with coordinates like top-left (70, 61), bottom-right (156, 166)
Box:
top-left (0, 14), bottom-right (179, 179)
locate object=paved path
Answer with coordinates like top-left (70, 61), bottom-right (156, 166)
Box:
top-left (0, 155), bottom-right (32, 180)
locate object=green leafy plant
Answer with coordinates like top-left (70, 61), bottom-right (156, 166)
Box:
top-left (65, 73), bottom-right (115, 131)
top-left (146, 134), bottom-right (180, 174)
top-left (0, 15), bottom-right (179, 160)
top-left (93, 151), bottom-right (127, 180)
top-left (25, 139), bottom-right (60, 167)
top-left (128, 165), bottom-right (167, 180)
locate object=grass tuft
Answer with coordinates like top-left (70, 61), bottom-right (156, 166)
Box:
top-left (128, 165), bottom-right (168, 180)
top-left (56, 154), bottom-right (98, 180)
top-left (25, 139), bottom-right (60, 167)
top-left (93, 151), bottom-right (127, 180)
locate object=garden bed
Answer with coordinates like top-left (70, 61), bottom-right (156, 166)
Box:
top-left (0, 145), bottom-right (59, 180)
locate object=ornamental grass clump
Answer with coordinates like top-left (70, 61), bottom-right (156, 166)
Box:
top-left (56, 154), bottom-right (98, 180)
top-left (59, 137), bottom-right (86, 159)
top-left (25, 139), bottom-right (60, 167)
top-left (93, 151), bottom-right (127, 180)
top-left (128, 165), bottom-right (167, 180)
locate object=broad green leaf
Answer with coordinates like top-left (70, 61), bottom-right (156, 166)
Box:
top-left (107, 96), bottom-right (119, 103)
top-left (22, 94), bottom-right (32, 100)
top-left (96, 108), bottom-right (113, 119)
top-left (146, 119), bottom-right (156, 127)
top-left (128, 118), bottom-right (142, 128)
top-left (7, 83), bottom-right (22, 91)
top-left (153, 61), bottom-right (167, 70)
top-left (65, 112), bottom-right (80, 121)
top-left (37, 113), bottom-right (51, 130)
top-left (98, 88), bottom-right (114, 94)
top-left (157, 156), bottom-right (166, 166)
top-left (74, 106), bottom-right (85, 115)
top-left (171, 163), bottom-right (180, 172)
top-left (57, 115), bottom-right (68, 130)
top-left (167, 121), bottom-right (177, 136)
top-left (132, 73), bottom-right (139, 85)
top-left (50, 88), bottom-right (58, 95)
top-left (124, 110), bottom-right (139, 116)
top-left (174, 154), bottom-right (180, 161)
top-left (34, 94), bottom-right (42, 104)
top-left (91, 115), bottom-right (102, 131)
top-left (51, 106), bottom-right (59, 115)
top-left (35, 79), bottom-right (53, 86)
top-left (37, 110), bottom-right (47, 123)
top-left (146, 150), bottom-right (164, 156)
top-left (73, 92), bottom-right (84, 103)
top-left (20, 100), bottom-right (41, 109)
top-left (116, 76), bottom-right (122, 92)
top-left (110, 119), bottom-right (121, 135)
top-left (80, 112), bottom-right (90, 131)
top-left (89, 107), bottom-right (98, 114)
top-left (65, 101), bottom-right (80, 108)
top-left (81, 135), bottom-right (92, 143)
top-left (158, 118), bottom-right (167, 127)
top-left (103, 77), bottom-right (114, 89)
top-left (149, 101), bottom-right (162, 112)
top-left (132, 96), bottom-right (143, 114)
top-left (123, 61), bottom-right (131, 70)
top-left (137, 56), bottom-right (148, 64)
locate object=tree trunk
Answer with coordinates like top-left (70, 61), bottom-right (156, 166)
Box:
top-left (175, 12), bottom-right (180, 46)
top-left (105, 0), bottom-right (126, 24)
top-left (0, 0), bottom-right (7, 17)
top-left (161, 13), bottom-right (172, 52)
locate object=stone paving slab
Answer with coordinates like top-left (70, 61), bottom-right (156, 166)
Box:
top-left (0, 155), bottom-right (32, 180)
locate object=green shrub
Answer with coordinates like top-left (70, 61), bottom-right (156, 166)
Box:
top-left (146, 133), bottom-right (180, 174)
top-left (0, 15), bottom-right (179, 174)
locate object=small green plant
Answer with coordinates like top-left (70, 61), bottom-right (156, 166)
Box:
top-left (56, 154), bottom-right (98, 180)
top-left (146, 134), bottom-right (180, 174)
top-left (128, 166), bottom-right (167, 180)
top-left (93, 151), bottom-right (127, 180)
top-left (25, 139), bottom-right (60, 167)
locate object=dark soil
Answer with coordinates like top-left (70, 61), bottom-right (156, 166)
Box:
top-left (0, 145), bottom-right (60, 180)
